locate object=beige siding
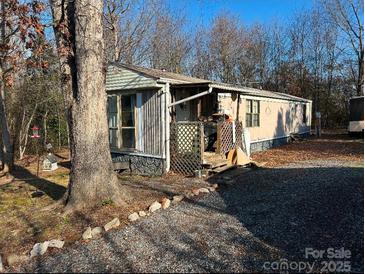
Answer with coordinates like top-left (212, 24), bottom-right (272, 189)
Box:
top-left (218, 94), bottom-right (311, 142)
top-left (106, 65), bottom-right (157, 91)
top-left (217, 94), bottom-right (248, 122)
top-left (217, 93), bottom-right (241, 120)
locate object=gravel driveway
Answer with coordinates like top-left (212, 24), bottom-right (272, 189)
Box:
top-left (20, 159), bottom-right (363, 273)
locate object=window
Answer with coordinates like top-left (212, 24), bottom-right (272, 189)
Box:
top-left (246, 99), bottom-right (260, 127)
top-left (121, 94), bottom-right (136, 149)
top-left (107, 94), bottom-right (136, 149)
top-left (303, 104), bottom-right (307, 124)
top-left (107, 96), bottom-right (118, 147)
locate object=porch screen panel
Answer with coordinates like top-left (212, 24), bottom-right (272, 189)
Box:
top-left (142, 91), bottom-right (162, 156)
top-left (108, 96), bottom-right (118, 147)
top-left (121, 94), bottom-right (136, 149)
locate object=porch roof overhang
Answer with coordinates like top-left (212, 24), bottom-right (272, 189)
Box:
top-left (168, 87), bottom-right (213, 108)
top-left (171, 82), bottom-right (312, 103)
top-left (108, 63), bottom-right (311, 103)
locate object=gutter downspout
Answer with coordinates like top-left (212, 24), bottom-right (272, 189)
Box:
top-left (167, 87), bottom-right (213, 108)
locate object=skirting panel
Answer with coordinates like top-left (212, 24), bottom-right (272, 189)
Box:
top-left (250, 132), bottom-right (310, 153)
top-left (111, 152), bottom-right (165, 176)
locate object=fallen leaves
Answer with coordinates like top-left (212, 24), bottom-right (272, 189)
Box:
top-left (251, 134), bottom-right (363, 168)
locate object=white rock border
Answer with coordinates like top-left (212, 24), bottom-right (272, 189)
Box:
top-left (16, 183), bottom-right (220, 272)
top-left (128, 212), bottom-right (139, 222)
top-left (148, 201), bottom-right (162, 212)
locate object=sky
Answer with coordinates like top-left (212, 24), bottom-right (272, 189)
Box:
top-left (168, 0), bottom-right (315, 27)
top-left (44, 0), bottom-right (316, 42)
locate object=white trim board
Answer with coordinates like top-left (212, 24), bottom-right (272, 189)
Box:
top-left (217, 93), bottom-right (309, 104)
top-left (106, 88), bottom-right (161, 95)
top-left (241, 95), bottom-right (308, 104)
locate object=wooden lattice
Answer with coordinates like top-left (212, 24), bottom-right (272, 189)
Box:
top-left (170, 122), bottom-right (203, 175)
top-left (235, 121), bottom-right (244, 151)
top-left (217, 121), bottom-right (243, 155)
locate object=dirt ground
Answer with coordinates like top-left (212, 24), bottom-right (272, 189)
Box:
top-left (0, 150), bottom-right (210, 265)
top-left (0, 131), bottom-right (363, 269)
top-left (19, 133), bottom-right (364, 273)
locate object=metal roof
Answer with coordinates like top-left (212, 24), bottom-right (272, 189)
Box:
top-left (110, 63), bottom-right (210, 84)
top-left (111, 63), bottom-right (311, 103)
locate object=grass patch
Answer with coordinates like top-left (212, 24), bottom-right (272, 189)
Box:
top-left (101, 199), bottom-right (114, 206)
top-left (0, 150), bottom-right (209, 262)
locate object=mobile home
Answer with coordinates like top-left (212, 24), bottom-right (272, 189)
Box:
top-left (106, 63), bottom-right (312, 176)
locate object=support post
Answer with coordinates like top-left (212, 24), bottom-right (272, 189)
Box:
top-left (236, 92), bottom-right (240, 121)
top-left (197, 97), bottom-right (202, 119)
top-left (165, 83), bottom-right (171, 172)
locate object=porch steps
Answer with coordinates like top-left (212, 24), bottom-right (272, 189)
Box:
top-left (202, 160), bottom-right (227, 170)
top-left (209, 164), bottom-right (235, 174)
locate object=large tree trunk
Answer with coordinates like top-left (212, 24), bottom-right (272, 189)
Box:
top-left (0, 1), bottom-right (13, 175)
top-left (0, 74), bottom-right (13, 175)
top-left (50, 0), bottom-right (128, 210)
top-left (111, 17), bottom-right (120, 62)
top-left (0, 132), bottom-right (3, 170)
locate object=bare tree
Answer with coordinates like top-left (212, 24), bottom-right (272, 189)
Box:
top-left (237, 24), bottom-right (270, 87)
top-left (0, 0), bottom-right (46, 177)
top-left (50, 0), bottom-right (129, 210)
top-left (190, 28), bottom-right (213, 79)
top-left (308, 9), bottom-right (327, 113)
top-left (103, 0), bottom-right (159, 64)
top-left (208, 14), bottom-right (244, 84)
top-left (103, 0), bottom-right (129, 63)
top-left (13, 75), bottom-right (58, 160)
top-left (322, 18), bottom-right (339, 127)
top-left (266, 22), bottom-right (289, 93)
top-left (322, 0), bottom-right (364, 96)
top-left (149, 13), bottom-right (191, 73)
top-left (288, 11), bottom-right (311, 97)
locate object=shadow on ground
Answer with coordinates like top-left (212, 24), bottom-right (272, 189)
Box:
top-left (21, 162), bottom-right (364, 273)
top-left (57, 160), bottom-right (71, 170)
top-left (12, 165), bottom-right (66, 200)
top-left (207, 164), bottom-right (364, 271)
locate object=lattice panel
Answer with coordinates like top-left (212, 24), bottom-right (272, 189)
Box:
top-left (235, 121), bottom-right (243, 150)
top-left (217, 121), bottom-right (243, 155)
top-left (170, 122), bottom-right (203, 176)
